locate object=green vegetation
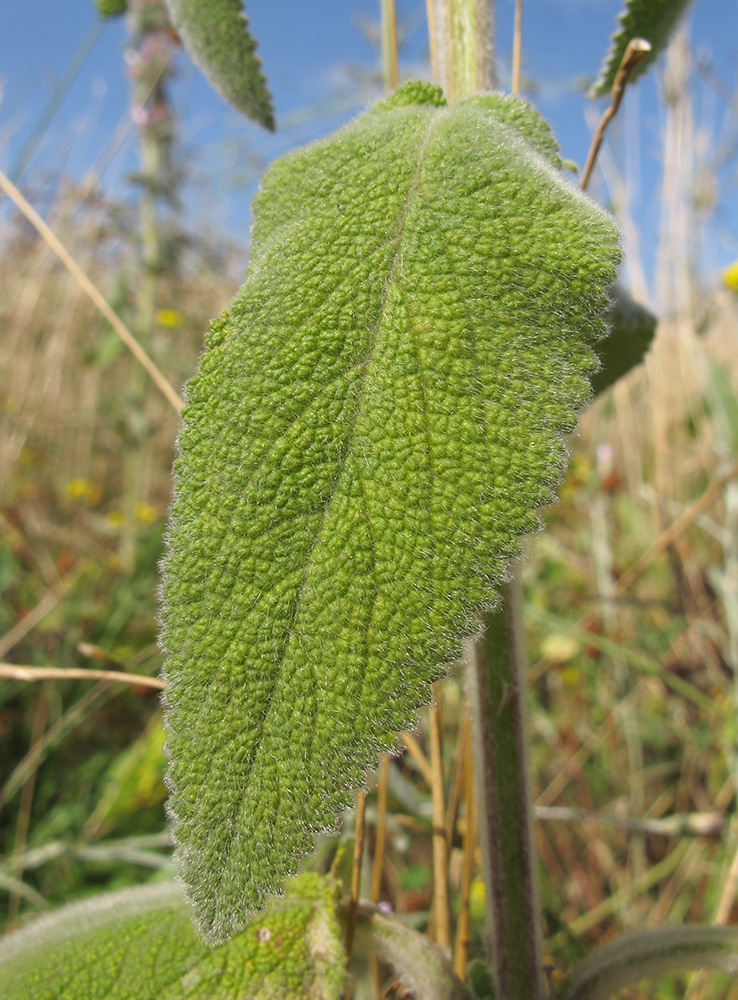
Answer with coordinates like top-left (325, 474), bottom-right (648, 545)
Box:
top-left (2, 0), bottom-right (738, 997)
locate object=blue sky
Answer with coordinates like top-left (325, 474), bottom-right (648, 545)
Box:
top-left (1, 1), bottom-right (737, 291)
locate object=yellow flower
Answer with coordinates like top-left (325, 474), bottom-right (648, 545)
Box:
top-left (723, 259), bottom-right (738, 292)
top-left (156, 308), bottom-right (185, 328)
top-left (66, 478), bottom-right (102, 505)
top-left (135, 502), bottom-right (158, 524)
top-left (540, 633), bottom-right (580, 664)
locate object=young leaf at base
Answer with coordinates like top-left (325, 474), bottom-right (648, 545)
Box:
top-left (0, 875), bottom-right (345, 1000)
top-left (160, 81), bottom-right (620, 941)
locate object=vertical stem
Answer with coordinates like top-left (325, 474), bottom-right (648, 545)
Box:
top-left (511, 0), bottom-right (523, 96)
top-left (369, 754), bottom-right (390, 998)
top-left (429, 0), bottom-right (495, 102)
top-left (465, 575), bottom-right (545, 1000)
top-left (429, 681), bottom-right (452, 951)
top-left (453, 716), bottom-right (476, 979)
top-left (370, 755), bottom-right (390, 903)
top-left (346, 789), bottom-right (368, 957)
top-left (425, 0), bottom-right (440, 85)
top-left (380, 0), bottom-right (399, 92)
top-left (120, 0), bottom-right (177, 570)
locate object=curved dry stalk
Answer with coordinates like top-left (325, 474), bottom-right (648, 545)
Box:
top-left (581, 38), bottom-right (652, 191)
top-left (0, 167), bottom-right (182, 413)
top-left (0, 663), bottom-right (165, 691)
top-left (0, 565), bottom-right (84, 660)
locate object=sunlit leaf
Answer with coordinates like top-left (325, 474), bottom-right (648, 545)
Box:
top-left (164, 0), bottom-right (274, 129)
top-left (590, 0), bottom-right (693, 97)
top-left (0, 874), bottom-right (345, 1000)
top-left (160, 81), bottom-right (620, 940)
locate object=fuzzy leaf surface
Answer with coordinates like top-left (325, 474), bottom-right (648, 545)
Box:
top-left (0, 875), bottom-right (344, 1000)
top-left (591, 0), bottom-right (693, 96)
top-left (161, 83), bottom-right (620, 940)
top-left (164, 0), bottom-right (274, 129)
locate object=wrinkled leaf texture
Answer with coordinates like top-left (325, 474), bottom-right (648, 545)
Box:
top-left (161, 82), bottom-right (620, 940)
top-left (164, 0), bottom-right (274, 129)
top-left (590, 0), bottom-right (694, 97)
top-left (0, 875), bottom-right (344, 1000)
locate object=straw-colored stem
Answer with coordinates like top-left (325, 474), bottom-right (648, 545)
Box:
top-left (400, 731), bottom-right (434, 786)
top-left (0, 168), bottom-right (181, 412)
top-left (381, 0), bottom-right (399, 92)
top-left (453, 718), bottom-right (476, 979)
top-left (427, 0), bottom-right (495, 102)
top-left (345, 789), bottom-right (368, 958)
top-left (511, 0), bottom-right (523, 96)
top-left (0, 663), bottom-right (165, 690)
top-left (429, 681), bottom-right (452, 951)
top-left (369, 754), bottom-right (390, 998)
top-left (371, 755), bottom-right (390, 903)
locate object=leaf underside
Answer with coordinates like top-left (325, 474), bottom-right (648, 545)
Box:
top-left (590, 0), bottom-right (693, 97)
top-left (592, 283), bottom-right (656, 396)
top-left (164, 0), bottom-right (274, 129)
top-left (0, 875), bottom-right (344, 1000)
top-left (161, 82), bottom-right (620, 940)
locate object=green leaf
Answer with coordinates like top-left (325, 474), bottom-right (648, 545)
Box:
top-left (0, 874), bottom-right (345, 1000)
top-left (160, 82), bottom-right (620, 940)
top-left (164, 0), bottom-right (274, 129)
top-left (559, 925), bottom-right (738, 1000)
top-left (590, 0), bottom-right (693, 97)
top-left (591, 283), bottom-right (656, 396)
top-left (96, 0), bottom-right (127, 16)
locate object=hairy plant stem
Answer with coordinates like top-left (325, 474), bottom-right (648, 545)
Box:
top-left (464, 574), bottom-right (545, 1000)
top-left (380, 0), bottom-right (399, 91)
top-left (428, 0), bottom-right (495, 101)
top-left (428, 4), bottom-right (545, 993)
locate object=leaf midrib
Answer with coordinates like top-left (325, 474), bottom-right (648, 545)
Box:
top-left (209, 112), bottom-right (443, 920)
